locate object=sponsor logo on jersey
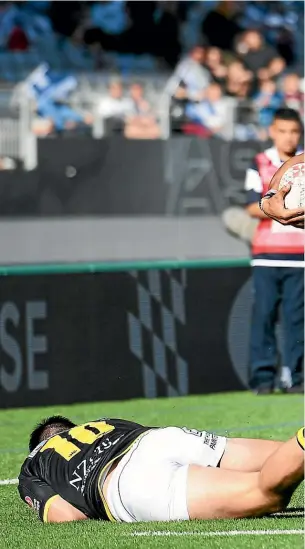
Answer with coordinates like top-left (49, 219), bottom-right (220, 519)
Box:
top-left (25, 496), bottom-right (40, 513)
top-left (203, 432), bottom-right (218, 450)
top-left (33, 499), bottom-right (40, 512)
top-left (28, 440), bottom-right (47, 459)
top-left (182, 427), bottom-right (203, 437)
top-left (25, 496), bottom-right (33, 508)
top-left (69, 435), bottom-right (124, 493)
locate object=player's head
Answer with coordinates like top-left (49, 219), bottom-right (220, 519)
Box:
top-left (270, 108), bottom-right (302, 155)
top-left (29, 415), bottom-right (76, 452)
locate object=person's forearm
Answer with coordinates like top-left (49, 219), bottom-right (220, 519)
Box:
top-left (246, 203), bottom-right (268, 219)
top-left (260, 153), bottom-right (305, 228)
top-left (46, 496), bottom-right (88, 523)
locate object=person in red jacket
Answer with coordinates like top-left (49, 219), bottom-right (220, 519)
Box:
top-left (245, 108), bottom-right (303, 394)
top-left (260, 151), bottom-right (304, 228)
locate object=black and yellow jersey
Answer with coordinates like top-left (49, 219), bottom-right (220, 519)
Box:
top-left (18, 418), bottom-right (150, 522)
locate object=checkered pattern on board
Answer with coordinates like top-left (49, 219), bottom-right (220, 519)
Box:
top-left (128, 269), bottom-right (189, 398)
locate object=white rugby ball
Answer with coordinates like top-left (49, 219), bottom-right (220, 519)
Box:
top-left (278, 162), bottom-right (305, 209)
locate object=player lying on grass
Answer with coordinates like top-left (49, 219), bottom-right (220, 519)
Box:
top-left (18, 416), bottom-right (304, 524)
top-left (260, 152), bottom-right (304, 228)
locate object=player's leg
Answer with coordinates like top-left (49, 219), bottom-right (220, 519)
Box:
top-left (187, 429), bottom-right (304, 520)
top-left (105, 427), bottom-right (227, 522)
top-left (249, 266), bottom-right (279, 392)
top-left (220, 437), bottom-right (283, 472)
top-left (173, 428), bottom-right (283, 473)
top-left (281, 266), bottom-right (304, 391)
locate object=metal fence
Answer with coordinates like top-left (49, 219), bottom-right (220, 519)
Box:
top-left (0, 68), bottom-right (264, 171)
top-left (0, 86), bottom-right (37, 170)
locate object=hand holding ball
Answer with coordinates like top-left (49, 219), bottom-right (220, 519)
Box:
top-left (278, 162), bottom-right (305, 209)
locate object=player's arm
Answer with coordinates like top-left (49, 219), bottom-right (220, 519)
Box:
top-left (261, 153), bottom-right (305, 228)
top-left (18, 474), bottom-right (88, 523)
top-left (44, 494), bottom-right (88, 523)
top-left (244, 160), bottom-right (268, 220)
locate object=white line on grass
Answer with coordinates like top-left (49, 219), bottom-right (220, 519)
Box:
top-left (132, 529), bottom-right (304, 537)
top-left (273, 511), bottom-right (304, 517)
top-left (0, 478), bottom-right (18, 485)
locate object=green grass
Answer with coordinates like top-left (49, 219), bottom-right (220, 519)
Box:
top-left (0, 392), bottom-right (303, 549)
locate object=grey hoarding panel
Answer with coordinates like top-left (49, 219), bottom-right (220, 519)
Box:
top-left (0, 267), bottom-right (249, 408)
top-left (0, 137), bottom-right (265, 217)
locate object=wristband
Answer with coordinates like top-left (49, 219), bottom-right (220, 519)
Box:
top-left (259, 190), bottom-right (277, 212)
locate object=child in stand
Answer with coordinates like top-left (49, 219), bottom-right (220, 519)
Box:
top-left (254, 79), bottom-right (283, 140)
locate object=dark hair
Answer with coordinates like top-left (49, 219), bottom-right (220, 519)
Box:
top-left (273, 108), bottom-right (302, 124)
top-left (190, 40), bottom-right (207, 52)
top-left (29, 415), bottom-right (76, 452)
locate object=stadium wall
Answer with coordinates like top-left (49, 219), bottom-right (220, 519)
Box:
top-left (0, 260), bottom-right (252, 409)
top-left (0, 136), bottom-right (265, 217)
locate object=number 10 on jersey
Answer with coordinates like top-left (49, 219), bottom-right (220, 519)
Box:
top-left (40, 421), bottom-right (115, 461)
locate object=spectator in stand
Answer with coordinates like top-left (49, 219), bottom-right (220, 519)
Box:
top-left (37, 94), bottom-right (91, 135)
top-left (90, 0), bottom-right (129, 37)
top-left (263, 2), bottom-right (297, 65)
top-left (98, 80), bottom-right (131, 121)
top-left (168, 45), bottom-right (210, 102)
top-left (185, 82), bottom-right (227, 137)
top-left (28, 64), bottom-right (92, 135)
top-left (13, 1), bottom-right (52, 43)
top-left (124, 82), bottom-right (160, 139)
top-left (201, 1), bottom-right (242, 51)
top-left (276, 27), bottom-right (295, 66)
top-left (253, 79), bottom-right (283, 140)
top-left (265, 56), bottom-right (287, 83)
top-left (84, 0), bottom-right (130, 53)
top-left (223, 60), bottom-right (256, 139)
top-left (236, 30), bottom-right (283, 77)
top-left (281, 73), bottom-right (304, 118)
top-left (0, 0), bottom-right (51, 50)
top-left (225, 60), bottom-right (253, 99)
top-left (205, 47), bottom-right (228, 88)
top-left (238, 1), bottom-right (298, 65)
top-left (7, 25), bottom-right (29, 51)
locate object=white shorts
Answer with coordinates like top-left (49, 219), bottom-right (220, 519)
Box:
top-left (104, 426), bottom-right (227, 523)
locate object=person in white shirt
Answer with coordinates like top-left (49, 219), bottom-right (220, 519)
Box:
top-left (167, 45), bottom-right (211, 101)
top-left (185, 82), bottom-right (227, 135)
top-left (124, 82), bottom-right (160, 139)
top-left (98, 81), bottom-right (132, 120)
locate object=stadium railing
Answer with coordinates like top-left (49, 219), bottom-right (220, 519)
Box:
top-left (0, 85), bottom-right (37, 170)
top-left (9, 69), bottom-right (172, 142)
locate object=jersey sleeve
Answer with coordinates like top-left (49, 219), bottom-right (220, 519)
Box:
top-left (18, 473), bottom-right (58, 522)
top-left (244, 159), bottom-right (263, 204)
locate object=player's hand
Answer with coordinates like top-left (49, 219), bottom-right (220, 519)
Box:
top-left (262, 184), bottom-right (305, 229)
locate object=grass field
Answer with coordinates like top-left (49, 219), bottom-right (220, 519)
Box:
top-left (0, 392), bottom-right (304, 549)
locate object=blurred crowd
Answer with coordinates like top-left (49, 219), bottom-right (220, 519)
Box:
top-left (0, 1), bottom-right (303, 141)
top-left (169, 36), bottom-right (304, 140)
top-left (0, 1), bottom-right (303, 67)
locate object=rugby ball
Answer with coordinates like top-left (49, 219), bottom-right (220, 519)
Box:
top-left (278, 162), bottom-right (305, 209)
